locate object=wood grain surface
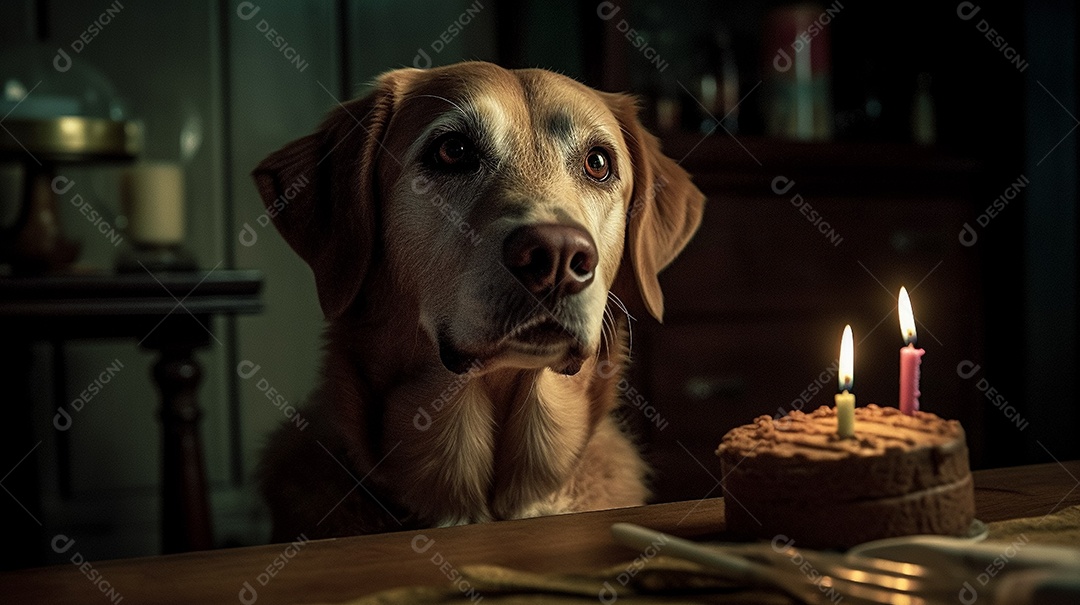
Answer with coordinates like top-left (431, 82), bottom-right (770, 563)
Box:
top-left (2, 461), bottom-right (1077, 605)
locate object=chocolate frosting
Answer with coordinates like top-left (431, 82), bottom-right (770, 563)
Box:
top-left (717, 404), bottom-right (965, 461)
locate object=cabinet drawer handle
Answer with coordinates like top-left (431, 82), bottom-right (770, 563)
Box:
top-left (684, 376), bottom-right (746, 401)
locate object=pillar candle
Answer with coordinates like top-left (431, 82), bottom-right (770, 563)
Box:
top-left (122, 162), bottom-right (185, 246)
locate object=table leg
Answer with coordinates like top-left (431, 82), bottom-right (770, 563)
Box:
top-left (153, 347), bottom-right (213, 553)
top-left (0, 340), bottom-right (45, 569)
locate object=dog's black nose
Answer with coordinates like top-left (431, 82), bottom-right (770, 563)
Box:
top-left (503, 224), bottom-right (597, 299)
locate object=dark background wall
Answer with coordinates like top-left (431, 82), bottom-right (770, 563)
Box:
top-left (0, 0), bottom-right (1075, 564)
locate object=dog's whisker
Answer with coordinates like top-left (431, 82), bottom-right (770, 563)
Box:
top-left (607, 291), bottom-right (633, 318)
top-left (606, 292), bottom-right (634, 359)
top-left (602, 306), bottom-right (617, 350)
top-left (598, 313), bottom-right (611, 358)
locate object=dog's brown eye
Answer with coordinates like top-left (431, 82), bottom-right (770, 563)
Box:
top-left (435, 136), bottom-right (473, 167)
top-left (584, 148), bottom-right (610, 181)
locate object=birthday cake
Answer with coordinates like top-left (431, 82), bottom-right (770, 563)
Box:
top-left (716, 404), bottom-right (974, 550)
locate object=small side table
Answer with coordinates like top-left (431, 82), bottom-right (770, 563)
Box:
top-left (0, 270), bottom-right (262, 566)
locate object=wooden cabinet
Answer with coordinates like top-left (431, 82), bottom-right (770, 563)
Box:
top-left (633, 134), bottom-right (986, 503)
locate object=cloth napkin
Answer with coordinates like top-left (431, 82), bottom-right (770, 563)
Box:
top-left (325, 505), bottom-right (1080, 605)
top-left (986, 503), bottom-right (1080, 546)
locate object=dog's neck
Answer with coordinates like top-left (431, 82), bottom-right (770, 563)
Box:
top-left (320, 299), bottom-right (629, 525)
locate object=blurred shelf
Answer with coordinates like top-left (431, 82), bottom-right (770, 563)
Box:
top-left (658, 132), bottom-right (982, 195)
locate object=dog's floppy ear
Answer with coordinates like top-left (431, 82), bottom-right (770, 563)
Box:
top-left (606, 94), bottom-right (706, 322)
top-left (251, 70), bottom-right (414, 319)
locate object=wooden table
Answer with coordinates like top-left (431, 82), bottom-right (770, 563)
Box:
top-left (0, 271), bottom-right (263, 566)
top-left (2, 461), bottom-right (1077, 604)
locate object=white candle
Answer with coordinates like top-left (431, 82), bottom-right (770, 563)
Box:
top-left (835, 324), bottom-right (855, 438)
top-left (122, 162), bottom-right (185, 246)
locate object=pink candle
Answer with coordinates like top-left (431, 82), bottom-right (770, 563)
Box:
top-left (899, 343), bottom-right (924, 415)
top-left (897, 287), bottom-right (924, 415)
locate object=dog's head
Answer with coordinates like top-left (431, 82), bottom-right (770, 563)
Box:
top-left (253, 62), bottom-right (704, 376)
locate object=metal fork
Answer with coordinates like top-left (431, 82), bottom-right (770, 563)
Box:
top-left (611, 522), bottom-right (959, 604)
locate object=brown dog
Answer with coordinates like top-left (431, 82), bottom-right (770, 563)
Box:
top-left (253, 61), bottom-right (704, 541)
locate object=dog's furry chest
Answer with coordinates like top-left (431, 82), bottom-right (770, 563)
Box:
top-left (257, 344), bottom-right (648, 539)
top-left (382, 371), bottom-right (592, 523)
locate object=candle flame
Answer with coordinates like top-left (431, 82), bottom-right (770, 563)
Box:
top-left (839, 324), bottom-right (853, 391)
top-left (898, 286), bottom-right (917, 344)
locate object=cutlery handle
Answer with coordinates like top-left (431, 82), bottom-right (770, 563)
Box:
top-left (853, 535), bottom-right (1080, 572)
top-left (610, 523), bottom-right (754, 579)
